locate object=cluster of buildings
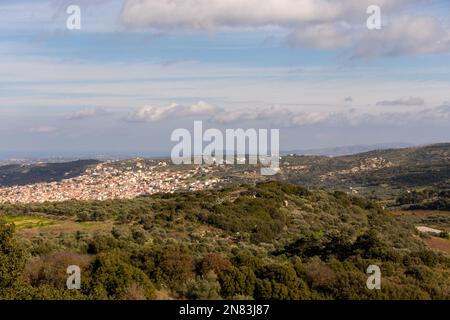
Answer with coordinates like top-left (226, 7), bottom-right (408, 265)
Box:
top-left (0, 161), bottom-right (222, 204)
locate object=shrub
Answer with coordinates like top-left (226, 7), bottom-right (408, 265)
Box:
top-left (26, 252), bottom-right (91, 289)
top-left (185, 272), bottom-right (221, 300)
top-left (219, 266), bottom-right (256, 298)
top-left (85, 252), bottom-right (155, 300)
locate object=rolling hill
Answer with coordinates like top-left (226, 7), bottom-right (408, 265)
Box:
top-left (0, 160), bottom-right (100, 187)
top-left (281, 143), bottom-right (450, 197)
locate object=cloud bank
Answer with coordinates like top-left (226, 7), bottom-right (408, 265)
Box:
top-left (120, 0), bottom-right (450, 58)
top-left (127, 100), bottom-right (450, 128)
top-left (121, 0), bottom-right (410, 29)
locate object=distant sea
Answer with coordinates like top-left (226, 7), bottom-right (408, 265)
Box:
top-left (0, 142), bottom-right (424, 162)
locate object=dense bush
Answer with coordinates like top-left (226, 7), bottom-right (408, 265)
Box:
top-left (84, 252), bottom-right (155, 300)
top-left (0, 222), bottom-right (27, 290)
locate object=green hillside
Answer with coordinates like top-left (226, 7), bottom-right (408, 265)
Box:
top-left (281, 143), bottom-right (450, 197)
top-left (0, 160), bottom-right (100, 187)
top-left (1, 182), bottom-right (448, 300)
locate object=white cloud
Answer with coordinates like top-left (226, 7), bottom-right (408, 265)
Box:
top-left (210, 106), bottom-right (333, 127)
top-left (126, 101), bottom-right (218, 122)
top-left (289, 15), bottom-right (450, 56)
top-left (376, 97), bottom-right (425, 106)
top-left (211, 106), bottom-right (288, 124)
top-left (29, 126), bottom-right (57, 133)
top-left (120, 0), bottom-right (412, 29)
top-left (126, 102), bottom-right (330, 126)
top-left (121, 0), bottom-right (341, 30)
top-left (67, 108), bottom-right (111, 120)
top-left (126, 101), bottom-right (450, 128)
top-left (353, 15), bottom-right (450, 58)
top-left (120, 0), bottom-right (449, 58)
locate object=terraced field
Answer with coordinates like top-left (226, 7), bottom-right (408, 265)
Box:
top-left (393, 210), bottom-right (450, 232)
top-left (4, 215), bottom-right (57, 230)
top-left (4, 214), bottom-right (113, 238)
top-left (426, 237), bottom-right (450, 255)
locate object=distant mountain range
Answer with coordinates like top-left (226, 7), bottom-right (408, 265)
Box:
top-left (283, 142), bottom-right (414, 157)
top-left (0, 143), bottom-right (416, 164)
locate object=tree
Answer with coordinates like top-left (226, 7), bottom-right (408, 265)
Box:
top-left (219, 266), bottom-right (256, 298)
top-left (0, 221), bottom-right (27, 290)
top-left (199, 253), bottom-right (232, 276)
top-left (85, 252), bottom-right (155, 300)
top-left (185, 272), bottom-right (221, 300)
top-left (254, 263), bottom-right (310, 300)
top-left (154, 250), bottom-right (196, 290)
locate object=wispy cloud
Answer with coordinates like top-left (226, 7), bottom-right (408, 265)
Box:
top-left (376, 97), bottom-right (425, 106)
top-left (66, 108), bottom-right (111, 120)
top-left (0, 0), bottom-right (125, 33)
top-left (436, 101), bottom-right (450, 114)
top-left (29, 126), bottom-right (57, 133)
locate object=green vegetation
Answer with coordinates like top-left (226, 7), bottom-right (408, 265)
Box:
top-left (397, 189), bottom-right (450, 211)
top-left (1, 181), bottom-right (449, 300)
top-left (4, 216), bottom-right (57, 230)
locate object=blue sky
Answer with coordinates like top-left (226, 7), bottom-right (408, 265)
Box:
top-left (1, 0), bottom-right (450, 157)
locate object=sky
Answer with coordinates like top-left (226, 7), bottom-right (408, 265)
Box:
top-left (0, 0), bottom-right (450, 157)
